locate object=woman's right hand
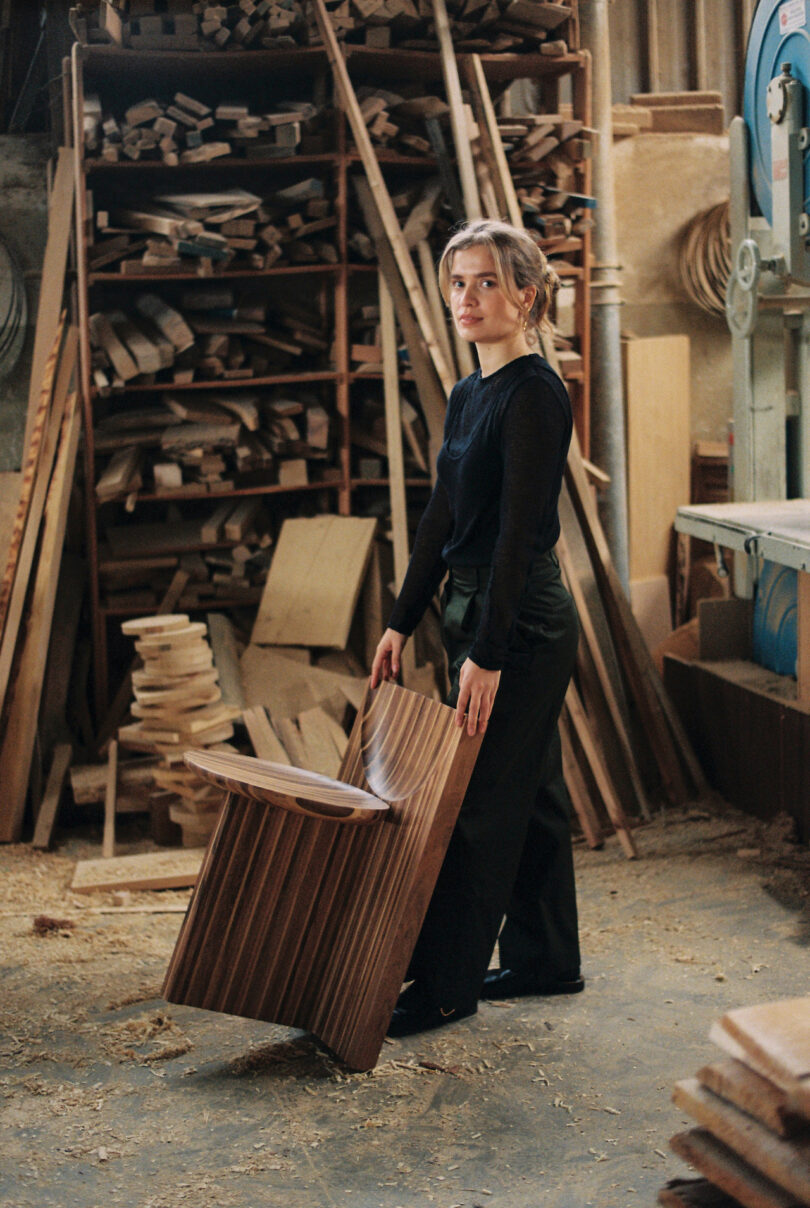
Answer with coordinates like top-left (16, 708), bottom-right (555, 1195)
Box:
top-left (370, 628), bottom-right (406, 688)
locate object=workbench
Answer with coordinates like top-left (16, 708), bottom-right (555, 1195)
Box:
top-left (675, 499), bottom-right (810, 699)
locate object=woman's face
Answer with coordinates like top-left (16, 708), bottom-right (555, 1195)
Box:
top-left (447, 245), bottom-right (534, 345)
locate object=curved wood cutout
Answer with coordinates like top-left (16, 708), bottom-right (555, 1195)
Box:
top-left (185, 749), bottom-right (388, 825)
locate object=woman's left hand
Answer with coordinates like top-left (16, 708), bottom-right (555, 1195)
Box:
top-left (455, 658), bottom-right (501, 736)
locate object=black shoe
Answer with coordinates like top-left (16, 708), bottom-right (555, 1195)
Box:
top-left (386, 986), bottom-right (477, 1038)
top-left (481, 968), bottom-right (585, 1001)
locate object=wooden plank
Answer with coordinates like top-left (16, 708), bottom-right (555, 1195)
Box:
top-left (103, 739), bottom-right (118, 859)
top-left (71, 846), bottom-right (205, 894)
top-left (564, 429), bottom-right (706, 804)
top-left (557, 528), bottom-right (650, 819)
top-left (251, 515), bottom-right (377, 649)
top-left (206, 612), bottom-right (246, 712)
top-left (715, 998), bottom-right (810, 1119)
top-left (699, 1059), bottom-right (810, 1140)
top-left (353, 178), bottom-right (446, 472)
top-left (0, 391), bottom-right (83, 841)
top-left (31, 743), bottom-right (73, 850)
top-left (379, 270), bottom-right (416, 683)
top-left (658, 1174), bottom-right (745, 1208)
top-left (70, 757), bottom-right (158, 805)
top-left (243, 705), bottom-right (291, 763)
top-left (311, 0), bottom-right (455, 397)
top-left (0, 473), bottom-right (22, 570)
top-left (558, 707), bottom-right (603, 849)
top-left (0, 320), bottom-right (73, 673)
top-left (624, 335), bottom-right (690, 581)
top-left (22, 148), bottom-right (74, 458)
top-left (163, 681), bottom-right (484, 1071)
top-left (672, 1078), bottom-right (810, 1203)
top-left (669, 1129), bottom-right (802, 1208)
top-left (465, 54), bottom-right (523, 226)
top-left (564, 680), bottom-right (638, 857)
top-left (240, 644), bottom-right (367, 717)
top-left (432, 0), bottom-right (481, 220)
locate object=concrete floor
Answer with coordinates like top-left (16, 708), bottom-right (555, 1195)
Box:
top-left (2, 802), bottom-right (809, 1208)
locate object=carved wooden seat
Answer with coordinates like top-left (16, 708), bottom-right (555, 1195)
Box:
top-left (163, 680), bottom-right (482, 1070)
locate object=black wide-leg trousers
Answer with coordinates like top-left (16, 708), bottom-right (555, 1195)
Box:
top-left (407, 551), bottom-right (581, 1009)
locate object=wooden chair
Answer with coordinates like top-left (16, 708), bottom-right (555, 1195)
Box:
top-left (163, 680), bottom-right (483, 1070)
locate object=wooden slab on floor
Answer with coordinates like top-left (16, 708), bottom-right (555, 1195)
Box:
top-left (658, 1175), bottom-right (743, 1207)
top-left (672, 1077), bottom-right (810, 1202)
top-left (71, 846), bottom-right (206, 893)
top-left (251, 515), bottom-right (377, 649)
top-left (669, 1127), bottom-right (803, 1208)
top-left (242, 705), bottom-right (291, 763)
top-left (715, 998), bottom-right (810, 1119)
top-left (658, 1175), bottom-right (744, 1207)
top-left (699, 1059), bottom-right (810, 1139)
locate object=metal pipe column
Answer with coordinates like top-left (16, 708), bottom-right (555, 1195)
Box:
top-left (579, 0), bottom-right (630, 591)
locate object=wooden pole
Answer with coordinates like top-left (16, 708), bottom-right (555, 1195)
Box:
top-left (310, 0), bottom-right (455, 397)
top-left (432, 0), bottom-right (482, 220)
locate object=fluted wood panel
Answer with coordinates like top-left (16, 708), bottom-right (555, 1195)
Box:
top-left (163, 681), bottom-right (482, 1070)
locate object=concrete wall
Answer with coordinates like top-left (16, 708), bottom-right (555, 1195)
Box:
top-left (613, 132), bottom-right (732, 443)
top-left (0, 135), bottom-right (50, 472)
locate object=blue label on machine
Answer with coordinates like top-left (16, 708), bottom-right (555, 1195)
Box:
top-left (744, 0), bottom-right (810, 224)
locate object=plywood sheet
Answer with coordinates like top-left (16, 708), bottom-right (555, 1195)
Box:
top-left (251, 515), bottom-right (376, 648)
top-left (624, 335), bottom-right (691, 581)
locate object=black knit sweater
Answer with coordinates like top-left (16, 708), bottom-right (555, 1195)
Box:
top-left (387, 352), bottom-right (572, 670)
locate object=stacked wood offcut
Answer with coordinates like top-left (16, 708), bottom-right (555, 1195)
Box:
top-left (76, 0), bottom-right (578, 53)
top-left (118, 613), bottom-right (241, 844)
top-left (83, 92), bottom-right (332, 166)
top-left (660, 997), bottom-right (810, 1208)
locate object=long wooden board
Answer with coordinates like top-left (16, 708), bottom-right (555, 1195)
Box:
top-left (0, 320), bottom-right (73, 685)
top-left (163, 681), bottom-right (483, 1071)
top-left (0, 392), bottom-right (82, 842)
top-left (22, 148), bottom-right (74, 458)
top-left (72, 846), bottom-right (205, 893)
top-left (251, 515), bottom-right (377, 648)
top-left (432, 0), bottom-right (481, 221)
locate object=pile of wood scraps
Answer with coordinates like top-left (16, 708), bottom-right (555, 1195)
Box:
top-left (323, 0), bottom-right (577, 53)
top-left (94, 0), bottom-right (310, 51)
top-left (87, 185), bottom-right (339, 277)
top-left (83, 90), bottom-right (331, 165)
top-left (660, 997), bottom-right (810, 1208)
top-left (82, 0), bottom-right (578, 53)
top-left (88, 281), bottom-right (332, 392)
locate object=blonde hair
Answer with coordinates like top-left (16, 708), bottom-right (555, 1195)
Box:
top-left (437, 218), bottom-right (560, 342)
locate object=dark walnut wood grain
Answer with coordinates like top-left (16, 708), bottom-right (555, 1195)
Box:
top-left (163, 680), bottom-right (483, 1070)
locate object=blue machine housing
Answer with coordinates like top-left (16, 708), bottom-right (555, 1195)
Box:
top-left (743, 0), bottom-right (810, 225)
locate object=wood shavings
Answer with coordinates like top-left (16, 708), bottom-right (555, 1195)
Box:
top-left (32, 915), bottom-right (76, 936)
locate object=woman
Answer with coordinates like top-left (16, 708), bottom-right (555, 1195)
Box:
top-left (370, 219), bottom-right (583, 1037)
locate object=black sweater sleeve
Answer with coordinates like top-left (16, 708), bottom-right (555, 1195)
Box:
top-left (469, 379), bottom-right (570, 670)
top-left (386, 477), bottom-right (453, 636)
